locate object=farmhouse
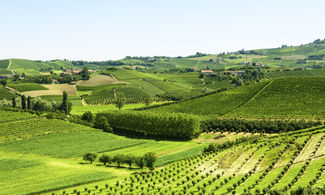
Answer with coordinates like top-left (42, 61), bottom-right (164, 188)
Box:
top-left (191, 67), bottom-right (199, 70)
top-left (222, 71), bottom-right (245, 77)
top-left (201, 70), bottom-right (214, 75)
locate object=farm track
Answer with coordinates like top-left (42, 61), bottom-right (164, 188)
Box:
top-left (7, 59), bottom-right (14, 75)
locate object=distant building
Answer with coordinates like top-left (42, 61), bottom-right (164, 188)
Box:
top-left (88, 69), bottom-right (97, 73)
top-left (192, 67), bottom-right (199, 70)
top-left (201, 70), bottom-right (214, 75)
top-left (222, 71), bottom-right (245, 77)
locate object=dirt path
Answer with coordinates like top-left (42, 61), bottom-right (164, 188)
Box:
top-left (7, 59), bottom-right (14, 75)
top-left (81, 99), bottom-right (88, 106)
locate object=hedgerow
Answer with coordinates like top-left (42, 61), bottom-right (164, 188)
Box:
top-left (201, 118), bottom-right (322, 134)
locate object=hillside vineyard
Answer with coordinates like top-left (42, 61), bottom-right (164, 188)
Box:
top-left (1, 39), bottom-right (325, 195)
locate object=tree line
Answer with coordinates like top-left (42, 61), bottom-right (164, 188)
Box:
top-left (201, 118), bottom-right (322, 134)
top-left (0, 91), bottom-right (72, 114)
top-left (95, 111), bottom-right (201, 140)
top-left (83, 152), bottom-right (157, 170)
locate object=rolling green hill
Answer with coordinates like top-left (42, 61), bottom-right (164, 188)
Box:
top-left (146, 76), bottom-right (325, 120)
top-left (147, 81), bottom-right (269, 118)
top-left (226, 77), bottom-right (325, 119)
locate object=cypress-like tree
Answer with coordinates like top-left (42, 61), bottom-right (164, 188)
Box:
top-left (27, 96), bottom-right (32, 109)
top-left (12, 97), bottom-right (16, 107)
top-left (62, 91), bottom-right (68, 114)
top-left (21, 95), bottom-right (26, 109)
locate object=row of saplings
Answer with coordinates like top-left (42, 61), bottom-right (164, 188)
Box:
top-left (83, 152), bottom-right (157, 170)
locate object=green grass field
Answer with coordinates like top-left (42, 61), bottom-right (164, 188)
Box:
top-left (8, 82), bottom-right (48, 92)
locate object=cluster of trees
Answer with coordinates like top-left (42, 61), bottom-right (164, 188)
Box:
top-left (35, 67), bottom-right (91, 84)
top-left (83, 152), bottom-right (157, 170)
top-left (201, 118), bottom-right (322, 134)
top-left (2, 91), bottom-right (72, 114)
top-left (81, 111), bottom-right (113, 132)
top-left (95, 111), bottom-right (201, 140)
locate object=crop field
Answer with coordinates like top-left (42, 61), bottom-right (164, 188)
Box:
top-left (76, 74), bottom-right (124, 86)
top-left (0, 110), bottom-right (35, 124)
top-left (7, 82), bottom-right (48, 92)
top-left (226, 77), bottom-right (325, 119)
top-left (0, 118), bottom-right (95, 143)
top-left (53, 126), bottom-right (325, 194)
top-left (22, 84), bottom-right (77, 97)
top-left (149, 81), bottom-right (269, 117)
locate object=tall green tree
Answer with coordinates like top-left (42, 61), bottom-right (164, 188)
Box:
top-left (135, 156), bottom-right (145, 169)
top-left (144, 95), bottom-right (152, 106)
top-left (83, 153), bottom-right (97, 164)
top-left (144, 152), bottom-right (157, 170)
top-left (27, 96), bottom-right (32, 109)
top-left (12, 97), bottom-right (16, 108)
top-left (114, 95), bottom-right (125, 110)
top-left (99, 155), bottom-right (111, 166)
top-left (60, 91), bottom-right (70, 114)
top-left (21, 95), bottom-right (26, 109)
top-left (79, 67), bottom-right (90, 80)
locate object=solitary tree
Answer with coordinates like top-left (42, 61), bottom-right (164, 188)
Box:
top-left (83, 153), bottom-right (97, 164)
top-left (21, 95), bottom-right (26, 109)
top-left (144, 152), bottom-right (157, 170)
top-left (144, 95), bottom-right (152, 107)
top-left (79, 67), bottom-right (90, 80)
top-left (27, 96), bottom-right (32, 109)
top-left (12, 97), bottom-right (16, 108)
top-left (59, 91), bottom-right (71, 114)
top-left (114, 97), bottom-right (125, 110)
top-left (0, 80), bottom-right (7, 88)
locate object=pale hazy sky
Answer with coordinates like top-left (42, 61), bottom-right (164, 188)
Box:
top-left (0, 0), bottom-right (324, 61)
